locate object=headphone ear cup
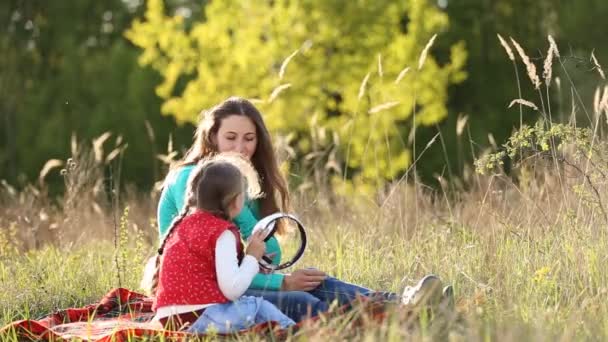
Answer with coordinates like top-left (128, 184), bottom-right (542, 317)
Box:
top-left (252, 213), bottom-right (307, 271)
top-left (253, 214), bottom-right (278, 240)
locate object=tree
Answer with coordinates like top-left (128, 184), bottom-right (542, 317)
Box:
top-left (0, 0), bottom-right (192, 190)
top-left (126, 0), bottom-right (467, 192)
top-left (427, 0), bottom-right (608, 186)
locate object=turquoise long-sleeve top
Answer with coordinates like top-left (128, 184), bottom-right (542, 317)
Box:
top-left (157, 165), bottom-right (284, 290)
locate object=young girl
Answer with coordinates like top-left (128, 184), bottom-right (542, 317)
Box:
top-left (151, 153), bottom-right (295, 333)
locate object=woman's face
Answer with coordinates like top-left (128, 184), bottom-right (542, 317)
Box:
top-left (214, 115), bottom-right (257, 160)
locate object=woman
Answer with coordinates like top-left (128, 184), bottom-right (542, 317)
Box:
top-left (157, 96), bottom-right (452, 322)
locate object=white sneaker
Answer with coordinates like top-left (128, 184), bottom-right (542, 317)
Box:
top-left (440, 285), bottom-right (455, 312)
top-left (401, 274), bottom-right (443, 309)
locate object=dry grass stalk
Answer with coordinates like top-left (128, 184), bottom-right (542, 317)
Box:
top-left (601, 86), bottom-right (608, 124)
top-left (591, 51), bottom-right (606, 79)
top-left (368, 101), bottom-right (400, 114)
top-left (543, 39), bottom-right (555, 86)
top-left (548, 35), bottom-right (560, 57)
top-left (543, 49), bottom-right (554, 86)
top-left (497, 34), bottom-right (515, 61)
top-left (105, 145), bottom-right (126, 164)
top-left (394, 66), bottom-right (410, 84)
top-left (144, 120), bottom-right (155, 142)
top-left (358, 72), bottom-right (371, 100)
top-left (510, 37), bottom-right (541, 89)
top-left (39, 159), bottom-right (64, 186)
top-left (487, 133), bottom-right (497, 149)
top-left (456, 114), bottom-right (469, 137)
top-left (594, 87), bottom-right (602, 115)
top-left (377, 53), bottom-right (383, 78)
top-left (268, 83), bottom-right (291, 103)
top-left (509, 99), bottom-right (539, 111)
top-left (418, 34), bottom-right (437, 70)
top-left (407, 124), bottom-right (417, 144)
top-left (279, 49), bottom-right (299, 80)
top-left (93, 132), bottom-right (112, 164)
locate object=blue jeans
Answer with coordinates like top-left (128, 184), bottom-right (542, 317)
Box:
top-left (244, 276), bottom-right (393, 322)
top-left (187, 296), bottom-right (295, 334)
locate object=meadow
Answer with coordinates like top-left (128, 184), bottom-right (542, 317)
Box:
top-left (2, 143), bottom-right (608, 340)
top-left (2, 36), bottom-right (608, 340)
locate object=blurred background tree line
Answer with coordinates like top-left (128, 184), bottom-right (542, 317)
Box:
top-left (1, 0), bottom-right (606, 194)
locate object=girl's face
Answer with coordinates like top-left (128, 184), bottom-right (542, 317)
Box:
top-left (227, 193), bottom-right (245, 219)
top-left (214, 115), bottom-right (257, 160)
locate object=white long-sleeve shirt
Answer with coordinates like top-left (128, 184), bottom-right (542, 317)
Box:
top-left (154, 231), bottom-right (259, 320)
top-left (215, 231), bottom-right (260, 299)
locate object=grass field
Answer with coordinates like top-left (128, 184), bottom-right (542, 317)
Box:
top-left (1, 164), bottom-right (608, 341)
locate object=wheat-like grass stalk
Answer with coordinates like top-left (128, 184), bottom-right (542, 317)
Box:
top-left (497, 34), bottom-right (515, 61)
top-left (279, 49), bottom-right (299, 80)
top-left (594, 86), bottom-right (602, 115)
top-left (377, 53), bottom-right (383, 78)
top-left (418, 34), bottom-right (437, 70)
top-left (487, 133), bottom-right (497, 149)
top-left (344, 71), bottom-right (372, 182)
top-left (601, 85), bottom-right (608, 124)
top-left (358, 72), bottom-right (371, 101)
top-left (38, 159), bottom-right (64, 186)
top-left (368, 101), bottom-right (400, 114)
top-left (394, 67), bottom-right (410, 84)
top-left (106, 144), bottom-right (126, 165)
top-left (510, 37), bottom-right (541, 89)
top-left (456, 114), bottom-right (469, 137)
top-left (498, 34), bottom-right (524, 127)
top-left (543, 40), bottom-right (555, 87)
top-left (92, 132), bottom-right (112, 164)
top-left (144, 120), bottom-right (155, 143)
top-left (268, 83), bottom-right (291, 103)
top-left (591, 51), bottom-right (606, 80)
top-left (509, 99), bottom-right (539, 111)
top-left (548, 35), bottom-right (560, 57)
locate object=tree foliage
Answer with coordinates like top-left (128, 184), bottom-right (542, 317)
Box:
top-left (127, 0), bottom-right (467, 190)
top-left (4, 0), bottom-right (607, 193)
top-left (0, 0), bottom-right (193, 190)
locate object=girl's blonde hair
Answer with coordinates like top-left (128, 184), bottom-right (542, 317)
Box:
top-left (148, 153), bottom-right (261, 296)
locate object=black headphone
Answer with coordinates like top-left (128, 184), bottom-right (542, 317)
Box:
top-left (250, 213), bottom-right (307, 271)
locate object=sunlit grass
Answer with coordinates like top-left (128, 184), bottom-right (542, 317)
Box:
top-left (1, 181), bottom-right (607, 340)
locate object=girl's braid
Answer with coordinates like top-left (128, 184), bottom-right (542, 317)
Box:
top-left (149, 170), bottom-right (200, 296)
top-left (149, 205), bottom-right (190, 296)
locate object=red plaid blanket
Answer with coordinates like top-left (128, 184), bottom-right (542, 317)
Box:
top-left (0, 288), bottom-right (284, 341)
top-left (0, 288), bottom-right (392, 341)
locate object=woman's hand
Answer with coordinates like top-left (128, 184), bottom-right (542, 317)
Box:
top-left (246, 230), bottom-right (266, 260)
top-left (281, 268), bottom-right (327, 291)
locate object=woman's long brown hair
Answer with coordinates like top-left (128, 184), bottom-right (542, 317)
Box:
top-left (174, 96), bottom-right (290, 233)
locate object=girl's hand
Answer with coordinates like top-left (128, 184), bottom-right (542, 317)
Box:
top-left (281, 268), bottom-right (327, 291)
top-left (259, 252), bottom-right (277, 274)
top-left (246, 230), bottom-right (266, 260)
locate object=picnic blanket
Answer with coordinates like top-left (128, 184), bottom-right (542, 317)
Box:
top-left (0, 288), bottom-right (392, 341)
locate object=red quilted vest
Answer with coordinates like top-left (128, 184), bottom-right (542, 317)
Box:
top-left (153, 210), bottom-right (244, 311)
